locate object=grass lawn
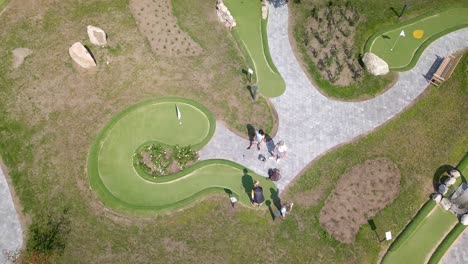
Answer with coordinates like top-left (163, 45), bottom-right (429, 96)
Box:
top-left (367, 7), bottom-right (468, 70)
top-left (90, 98), bottom-right (277, 214)
top-left (0, 0), bottom-right (466, 261)
top-left (382, 207), bottom-right (457, 264)
top-left (224, 0), bottom-right (285, 98)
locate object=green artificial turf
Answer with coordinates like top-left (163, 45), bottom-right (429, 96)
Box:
top-left (367, 7), bottom-right (468, 70)
top-left (382, 206), bottom-right (457, 264)
top-left (224, 0), bottom-right (285, 98)
top-left (88, 97), bottom-right (277, 215)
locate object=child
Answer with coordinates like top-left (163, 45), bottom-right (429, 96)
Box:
top-left (270, 141), bottom-right (288, 163)
top-left (280, 201), bottom-right (294, 219)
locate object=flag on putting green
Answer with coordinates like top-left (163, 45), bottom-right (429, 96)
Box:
top-left (176, 104), bottom-right (182, 124)
top-left (400, 30), bottom-right (405, 37)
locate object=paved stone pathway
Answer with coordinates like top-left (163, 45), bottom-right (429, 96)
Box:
top-left (0, 165), bottom-right (23, 263)
top-left (441, 229), bottom-right (468, 264)
top-left (199, 2), bottom-right (468, 192)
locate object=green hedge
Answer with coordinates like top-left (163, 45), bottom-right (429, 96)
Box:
top-left (387, 199), bottom-right (437, 252)
top-left (428, 223), bottom-right (467, 264)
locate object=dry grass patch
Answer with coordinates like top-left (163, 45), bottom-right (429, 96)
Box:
top-left (320, 158), bottom-right (401, 243)
top-left (130, 0), bottom-right (203, 56)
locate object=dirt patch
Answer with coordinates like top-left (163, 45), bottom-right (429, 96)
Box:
top-left (129, 0), bottom-right (203, 57)
top-left (303, 2), bottom-right (363, 86)
top-left (320, 158), bottom-right (401, 243)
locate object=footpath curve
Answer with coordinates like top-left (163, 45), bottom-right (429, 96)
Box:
top-left (199, 2), bottom-right (468, 191)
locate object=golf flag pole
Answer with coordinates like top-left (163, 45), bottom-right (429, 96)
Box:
top-left (390, 30), bottom-right (405, 51)
top-left (176, 104), bottom-right (182, 124)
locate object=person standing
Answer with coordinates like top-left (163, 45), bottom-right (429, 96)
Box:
top-left (251, 180), bottom-right (265, 207)
top-left (270, 141), bottom-right (288, 163)
top-left (280, 201), bottom-right (294, 219)
top-left (247, 129), bottom-right (266, 150)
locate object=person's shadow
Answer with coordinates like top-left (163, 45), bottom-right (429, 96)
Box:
top-left (246, 124), bottom-right (256, 148)
top-left (265, 133), bottom-right (275, 155)
top-left (242, 168), bottom-right (253, 202)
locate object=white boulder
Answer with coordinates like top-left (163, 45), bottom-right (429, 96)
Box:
top-left (69, 42), bottom-right (96, 68)
top-left (444, 176), bottom-right (456, 187)
top-left (261, 1), bottom-right (269, 20)
top-left (431, 193), bottom-right (442, 203)
top-left (87, 25), bottom-right (108, 46)
top-left (216, 0), bottom-right (236, 28)
top-left (449, 169), bottom-right (461, 178)
top-left (362, 52), bottom-right (389, 76)
top-left (12, 48), bottom-right (33, 68)
top-left (461, 214), bottom-right (468, 225)
top-left (440, 198), bottom-right (452, 210)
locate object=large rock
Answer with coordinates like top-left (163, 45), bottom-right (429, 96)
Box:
top-left (440, 198), bottom-right (452, 210)
top-left (68, 42), bottom-right (96, 68)
top-left (461, 214), bottom-right (468, 225)
top-left (449, 169), bottom-right (461, 178)
top-left (363, 52), bottom-right (389, 76)
top-left (87, 25), bottom-right (108, 46)
top-left (444, 176), bottom-right (456, 187)
top-left (12, 48), bottom-right (33, 68)
top-left (216, 0), bottom-right (236, 28)
top-left (261, 0), bottom-right (269, 20)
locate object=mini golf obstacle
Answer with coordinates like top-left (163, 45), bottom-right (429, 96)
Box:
top-left (383, 157), bottom-right (468, 264)
top-left (88, 97), bottom-right (277, 215)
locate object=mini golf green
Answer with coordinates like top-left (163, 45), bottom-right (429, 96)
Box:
top-left (382, 206), bottom-right (457, 264)
top-left (224, 0), bottom-right (285, 97)
top-left (88, 98), bottom-right (277, 215)
top-left (366, 7), bottom-right (468, 70)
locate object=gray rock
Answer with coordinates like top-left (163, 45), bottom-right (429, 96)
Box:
top-left (12, 48), bottom-right (32, 68)
top-left (68, 42), bottom-right (96, 69)
top-left (87, 25), bottom-right (108, 46)
top-left (363, 52), bottom-right (389, 76)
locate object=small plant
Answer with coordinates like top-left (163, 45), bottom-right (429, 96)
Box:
top-left (173, 145), bottom-right (198, 169)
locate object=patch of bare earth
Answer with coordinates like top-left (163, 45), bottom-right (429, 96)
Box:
top-left (320, 158), bottom-right (401, 243)
top-left (129, 0), bottom-right (203, 56)
top-left (304, 2), bottom-right (363, 86)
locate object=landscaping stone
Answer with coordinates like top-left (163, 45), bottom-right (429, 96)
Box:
top-left (432, 193), bottom-right (442, 203)
top-left (12, 48), bottom-right (32, 68)
top-left (450, 169), bottom-right (461, 178)
top-left (261, 0), bottom-right (269, 20)
top-left (461, 214), bottom-right (468, 225)
top-left (87, 25), bottom-right (107, 46)
top-left (363, 52), bottom-right (389, 75)
top-left (216, 0), bottom-right (236, 28)
top-left (440, 198), bottom-right (452, 210)
top-left (445, 176), bottom-right (456, 186)
top-left (68, 42), bottom-right (96, 68)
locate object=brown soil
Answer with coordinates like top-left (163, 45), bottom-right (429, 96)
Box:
top-left (129, 0), bottom-right (203, 57)
top-left (320, 158), bottom-right (401, 243)
top-left (304, 4), bottom-right (362, 86)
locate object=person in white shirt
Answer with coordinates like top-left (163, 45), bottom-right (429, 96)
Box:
top-left (270, 141), bottom-right (287, 163)
top-left (247, 129), bottom-right (266, 150)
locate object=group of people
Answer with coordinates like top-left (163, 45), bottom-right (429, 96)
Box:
top-left (246, 128), bottom-right (292, 219)
top-left (247, 129), bottom-right (287, 163)
top-left (251, 180), bottom-right (293, 219)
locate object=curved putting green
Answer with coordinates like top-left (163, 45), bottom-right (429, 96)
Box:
top-left (225, 0), bottom-right (285, 97)
top-left (366, 7), bottom-right (468, 70)
top-left (88, 98), bottom-right (277, 215)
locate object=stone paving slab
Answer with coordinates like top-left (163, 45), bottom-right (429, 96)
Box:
top-left (199, 2), bottom-right (468, 192)
top-left (0, 164), bottom-right (23, 263)
top-left (441, 229), bottom-right (468, 264)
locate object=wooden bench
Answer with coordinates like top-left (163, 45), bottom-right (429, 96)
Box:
top-left (430, 54), bottom-right (462, 86)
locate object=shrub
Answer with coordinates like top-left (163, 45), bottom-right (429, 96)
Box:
top-left (173, 145), bottom-right (198, 169)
